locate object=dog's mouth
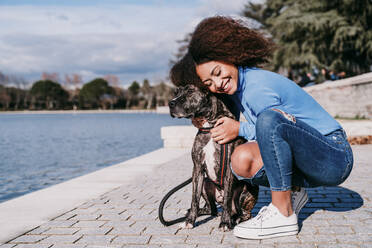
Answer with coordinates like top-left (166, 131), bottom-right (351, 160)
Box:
top-left (170, 111), bottom-right (194, 119)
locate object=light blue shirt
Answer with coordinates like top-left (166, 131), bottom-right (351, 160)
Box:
top-left (230, 67), bottom-right (342, 141)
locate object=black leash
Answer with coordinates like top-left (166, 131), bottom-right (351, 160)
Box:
top-left (158, 127), bottom-right (229, 226)
top-left (158, 177), bottom-right (192, 226)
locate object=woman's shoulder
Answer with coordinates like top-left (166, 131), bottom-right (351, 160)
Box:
top-left (239, 67), bottom-right (292, 85)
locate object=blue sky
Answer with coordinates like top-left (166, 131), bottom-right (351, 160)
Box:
top-left (0, 0), bottom-right (252, 88)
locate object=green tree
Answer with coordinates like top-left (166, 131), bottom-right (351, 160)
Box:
top-left (30, 80), bottom-right (69, 110)
top-left (126, 81), bottom-right (140, 108)
top-left (243, 0), bottom-right (372, 77)
top-left (79, 78), bottom-right (114, 109)
top-left (128, 81), bottom-right (140, 96)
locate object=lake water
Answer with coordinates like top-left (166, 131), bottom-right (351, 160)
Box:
top-left (0, 112), bottom-right (190, 203)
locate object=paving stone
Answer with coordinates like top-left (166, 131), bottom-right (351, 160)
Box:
top-left (69, 214), bottom-right (101, 221)
top-left (117, 245), bottom-right (160, 248)
top-left (317, 244), bottom-right (359, 248)
top-left (260, 235), bottom-right (301, 244)
top-left (235, 243), bottom-right (276, 248)
top-left (39, 235), bottom-right (83, 244)
top-left (297, 234), bottom-right (337, 243)
top-left (26, 226), bottom-right (51, 235)
top-left (0, 244), bottom-right (16, 248)
top-left (51, 245), bottom-right (87, 248)
top-left (11, 245), bottom-right (52, 248)
top-left (351, 225), bottom-right (372, 234)
top-left (108, 226), bottom-right (145, 236)
top-left (52, 213), bottom-right (77, 221)
top-left (72, 221), bottom-right (107, 228)
top-left (198, 245), bottom-right (239, 248)
top-left (317, 226), bottom-right (355, 234)
top-left (9, 235), bottom-right (47, 244)
top-left (84, 245), bottom-right (121, 248)
top-left (142, 224), bottom-right (180, 235)
top-left (75, 227), bottom-right (113, 235)
top-left (43, 227), bottom-right (80, 235)
top-left (222, 234), bottom-right (260, 245)
top-left (360, 243), bottom-right (372, 248)
top-left (111, 236), bottom-right (150, 245)
top-left (40, 220), bottom-right (78, 228)
top-left (149, 235), bottom-right (187, 245)
top-left (103, 220), bottom-right (135, 228)
top-left (75, 235), bottom-right (115, 245)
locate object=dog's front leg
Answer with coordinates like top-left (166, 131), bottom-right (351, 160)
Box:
top-left (219, 152), bottom-right (235, 231)
top-left (180, 158), bottom-right (204, 229)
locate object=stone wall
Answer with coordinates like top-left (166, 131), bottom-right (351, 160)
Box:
top-left (304, 72), bottom-right (372, 119)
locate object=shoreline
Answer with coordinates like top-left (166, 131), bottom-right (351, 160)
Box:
top-left (0, 109), bottom-right (167, 114)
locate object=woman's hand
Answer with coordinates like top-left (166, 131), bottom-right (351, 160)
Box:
top-left (211, 117), bottom-right (240, 144)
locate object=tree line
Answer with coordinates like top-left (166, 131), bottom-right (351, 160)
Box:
top-left (0, 72), bottom-right (174, 111)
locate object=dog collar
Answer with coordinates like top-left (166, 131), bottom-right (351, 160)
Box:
top-left (198, 127), bottom-right (213, 134)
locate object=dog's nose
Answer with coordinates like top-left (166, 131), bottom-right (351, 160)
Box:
top-left (169, 100), bottom-right (176, 108)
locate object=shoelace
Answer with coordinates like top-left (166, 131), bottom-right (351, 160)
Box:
top-left (250, 205), bottom-right (276, 227)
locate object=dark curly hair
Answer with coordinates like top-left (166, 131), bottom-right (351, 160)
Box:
top-left (169, 52), bottom-right (203, 87)
top-left (189, 16), bottom-right (274, 67)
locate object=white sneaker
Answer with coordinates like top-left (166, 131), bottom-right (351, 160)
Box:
top-left (233, 203), bottom-right (298, 239)
top-left (292, 187), bottom-right (308, 216)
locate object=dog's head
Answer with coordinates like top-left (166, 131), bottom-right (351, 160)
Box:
top-left (168, 84), bottom-right (214, 119)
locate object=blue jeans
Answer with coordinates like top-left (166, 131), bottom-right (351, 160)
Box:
top-left (232, 109), bottom-right (354, 191)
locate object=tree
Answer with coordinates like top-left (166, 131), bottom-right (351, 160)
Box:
top-left (169, 33), bottom-right (192, 67)
top-left (243, 0), bottom-right (372, 77)
top-left (128, 81), bottom-right (140, 96)
top-left (0, 85), bottom-right (11, 110)
top-left (79, 78), bottom-right (114, 109)
top-left (126, 81), bottom-right (140, 108)
top-left (141, 79), bottom-right (155, 109)
top-left (153, 81), bottom-right (173, 107)
top-left (30, 80), bottom-right (69, 110)
top-left (41, 72), bottom-right (60, 83)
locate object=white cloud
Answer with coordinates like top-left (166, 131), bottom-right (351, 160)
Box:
top-left (0, 1), bottom-right (249, 87)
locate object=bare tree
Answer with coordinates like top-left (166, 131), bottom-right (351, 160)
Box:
top-left (41, 72), bottom-right (60, 83)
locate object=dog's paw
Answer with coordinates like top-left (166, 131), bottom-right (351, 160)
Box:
top-left (218, 221), bottom-right (234, 232)
top-left (179, 222), bottom-right (194, 229)
top-left (218, 220), bottom-right (234, 232)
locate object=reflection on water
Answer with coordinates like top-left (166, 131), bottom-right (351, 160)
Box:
top-left (0, 113), bottom-right (189, 203)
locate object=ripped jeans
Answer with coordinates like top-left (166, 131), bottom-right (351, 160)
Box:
top-left (232, 109), bottom-right (354, 191)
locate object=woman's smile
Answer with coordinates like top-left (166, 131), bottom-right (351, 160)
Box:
top-left (195, 61), bottom-right (238, 95)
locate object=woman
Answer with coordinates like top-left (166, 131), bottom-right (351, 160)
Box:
top-left (170, 16), bottom-right (353, 239)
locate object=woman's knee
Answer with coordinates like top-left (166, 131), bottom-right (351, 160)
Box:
top-left (256, 109), bottom-right (281, 132)
top-left (231, 143), bottom-right (262, 178)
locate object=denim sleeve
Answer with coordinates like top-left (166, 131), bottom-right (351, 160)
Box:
top-left (239, 122), bottom-right (256, 140)
top-left (238, 85), bottom-right (282, 140)
top-left (249, 86), bottom-right (282, 116)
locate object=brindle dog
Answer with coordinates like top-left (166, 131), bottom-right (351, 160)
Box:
top-left (168, 84), bottom-right (259, 231)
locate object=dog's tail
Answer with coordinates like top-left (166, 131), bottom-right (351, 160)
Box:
top-left (158, 177), bottom-right (192, 226)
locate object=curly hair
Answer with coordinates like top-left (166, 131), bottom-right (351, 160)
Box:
top-left (189, 16), bottom-right (274, 67)
top-left (169, 52), bottom-right (205, 89)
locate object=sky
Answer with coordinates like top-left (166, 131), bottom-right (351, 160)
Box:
top-left (0, 0), bottom-right (254, 88)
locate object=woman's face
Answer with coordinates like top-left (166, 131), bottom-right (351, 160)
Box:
top-left (195, 61), bottom-right (238, 95)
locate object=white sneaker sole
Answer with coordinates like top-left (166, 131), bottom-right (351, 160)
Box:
top-left (234, 224), bottom-right (298, 240)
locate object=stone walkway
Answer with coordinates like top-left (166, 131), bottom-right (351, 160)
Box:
top-left (1, 145), bottom-right (371, 248)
